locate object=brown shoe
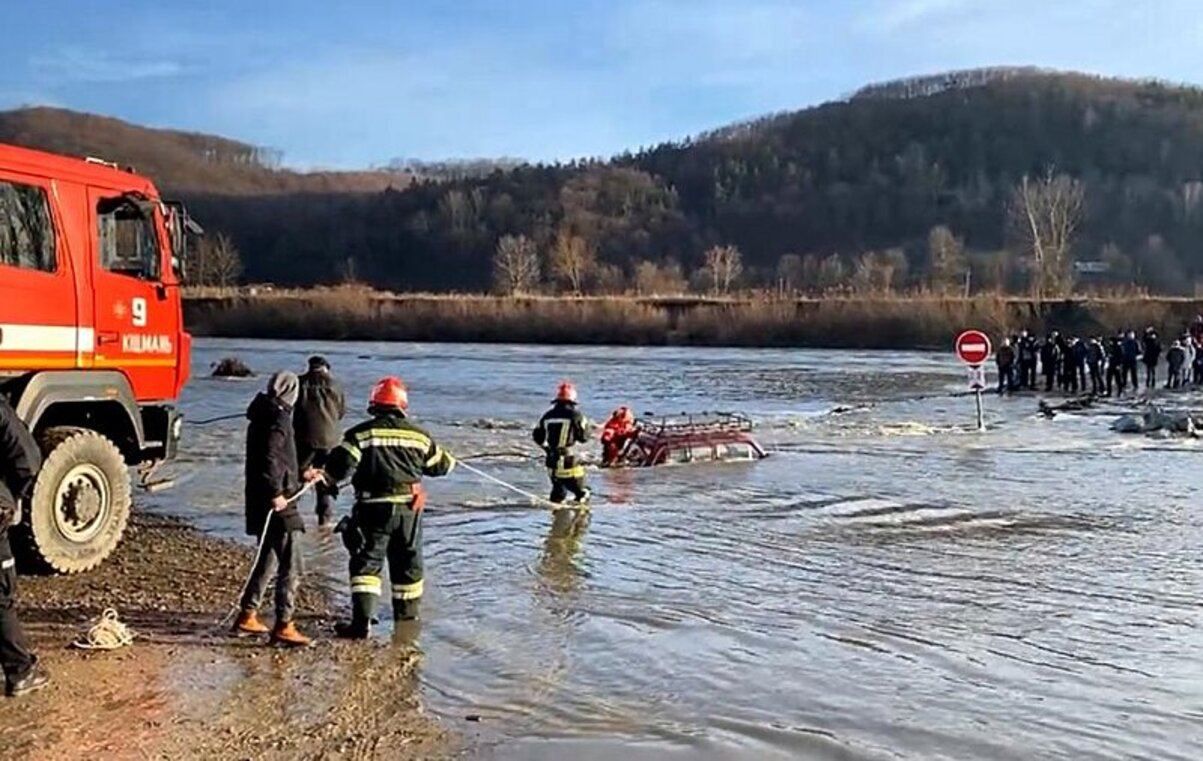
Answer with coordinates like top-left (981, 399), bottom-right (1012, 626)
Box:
top-left (232, 609), bottom-right (270, 635)
top-left (270, 621), bottom-right (313, 648)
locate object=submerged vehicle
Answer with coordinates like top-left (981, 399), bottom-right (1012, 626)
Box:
top-left (609, 411), bottom-right (767, 467)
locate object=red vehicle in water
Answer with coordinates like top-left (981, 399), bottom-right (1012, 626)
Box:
top-left (607, 411), bottom-right (767, 468)
top-left (0, 142), bottom-right (196, 572)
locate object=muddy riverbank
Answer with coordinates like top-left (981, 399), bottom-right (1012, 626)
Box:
top-left (4, 512), bottom-right (452, 761)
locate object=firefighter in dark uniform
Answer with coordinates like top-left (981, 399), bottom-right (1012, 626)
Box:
top-left (323, 376), bottom-right (455, 637)
top-left (533, 382), bottom-right (590, 504)
top-left (0, 397), bottom-right (48, 697)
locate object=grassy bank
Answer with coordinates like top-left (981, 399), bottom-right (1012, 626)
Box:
top-left (183, 288), bottom-right (1203, 349)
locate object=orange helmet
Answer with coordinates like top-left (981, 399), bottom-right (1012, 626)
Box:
top-left (369, 376), bottom-right (409, 410)
top-left (555, 381), bottom-right (578, 403)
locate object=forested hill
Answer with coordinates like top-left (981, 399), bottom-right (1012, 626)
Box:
top-left (0, 107), bottom-right (410, 195)
top-left (6, 70), bottom-right (1203, 294)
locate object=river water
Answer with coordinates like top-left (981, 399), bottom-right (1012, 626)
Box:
top-left (151, 338), bottom-right (1203, 760)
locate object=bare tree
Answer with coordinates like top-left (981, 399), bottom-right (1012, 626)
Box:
top-left (189, 232), bottom-right (242, 287)
top-left (1008, 170), bottom-right (1085, 299)
top-left (703, 244), bottom-right (743, 295)
top-left (633, 259), bottom-right (686, 295)
top-left (927, 225), bottom-right (966, 294)
top-left (493, 234), bottom-right (541, 295)
top-left (776, 253), bottom-right (804, 295)
top-left (852, 249), bottom-right (908, 293)
top-left (549, 228), bottom-right (596, 294)
top-left (816, 254), bottom-right (846, 291)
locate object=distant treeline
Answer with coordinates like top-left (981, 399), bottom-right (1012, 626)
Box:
top-left (10, 70), bottom-right (1203, 296)
top-left (183, 289), bottom-right (1203, 350)
top-left (184, 70), bottom-right (1203, 296)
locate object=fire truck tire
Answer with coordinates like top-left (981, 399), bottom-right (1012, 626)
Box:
top-left (20, 427), bottom-right (131, 574)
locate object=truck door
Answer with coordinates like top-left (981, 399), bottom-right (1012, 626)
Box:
top-left (89, 190), bottom-right (180, 401)
top-left (0, 172), bottom-right (81, 371)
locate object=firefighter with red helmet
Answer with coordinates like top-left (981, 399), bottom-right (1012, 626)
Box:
top-left (322, 376), bottom-right (455, 637)
top-left (533, 382), bottom-right (591, 504)
top-left (600, 406), bottom-right (636, 466)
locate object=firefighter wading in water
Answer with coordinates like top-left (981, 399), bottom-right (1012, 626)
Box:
top-left (322, 377), bottom-right (455, 637)
top-left (533, 382), bottom-right (591, 504)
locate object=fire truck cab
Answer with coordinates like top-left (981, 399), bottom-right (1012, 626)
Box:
top-left (0, 142), bottom-right (193, 573)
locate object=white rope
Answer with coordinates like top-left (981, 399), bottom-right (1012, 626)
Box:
top-left (71, 608), bottom-right (135, 650)
top-left (218, 480), bottom-right (317, 627)
top-left (456, 461), bottom-right (582, 511)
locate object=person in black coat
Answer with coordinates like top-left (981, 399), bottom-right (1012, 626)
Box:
top-left (294, 356), bottom-right (347, 526)
top-left (996, 337), bottom-right (1016, 394)
top-left (1086, 337), bottom-right (1106, 396)
top-left (0, 398), bottom-right (48, 697)
top-left (1142, 327), bottom-right (1161, 389)
top-left (1121, 330), bottom-right (1141, 391)
top-left (1040, 333), bottom-right (1061, 392)
top-left (234, 372), bottom-right (318, 647)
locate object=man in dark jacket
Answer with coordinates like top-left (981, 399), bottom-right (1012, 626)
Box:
top-left (1166, 340), bottom-right (1187, 389)
top-left (1142, 327), bottom-right (1161, 390)
top-left (995, 337), bottom-right (1016, 394)
top-left (1017, 330), bottom-right (1038, 390)
top-left (1086, 337), bottom-right (1106, 396)
top-left (1106, 333), bottom-right (1126, 396)
top-left (324, 376), bottom-right (455, 636)
top-left (0, 398), bottom-right (48, 697)
top-left (1040, 333), bottom-right (1060, 392)
top-left (1121, 330), bottom-right (1141, 391)
top-left (294, 356), bottom-right (346, 526)
top-left (234, 372), bottom-right (316, 647)
top-left (533, 382), bottom-right (590, 504)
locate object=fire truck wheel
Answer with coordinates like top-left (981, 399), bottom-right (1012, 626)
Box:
top-left (21, 427), bottom-right (131, 574)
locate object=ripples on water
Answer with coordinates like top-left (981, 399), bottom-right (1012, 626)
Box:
top-left (151, 340), bottom-right (1203, 760)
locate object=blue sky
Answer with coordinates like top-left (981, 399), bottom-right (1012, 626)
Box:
top-left (2, 1), bottom-right (1201, 168)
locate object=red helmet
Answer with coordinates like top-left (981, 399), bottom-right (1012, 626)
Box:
top-left (555, 381), bottom-right (578, 403)
top-left (370, 376), bottom-right (408, 410)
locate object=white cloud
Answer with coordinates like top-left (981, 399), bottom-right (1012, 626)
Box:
top-left (862, 0), bottom-right (971, 32)
top-left (30, 48), bottom-right (183, 84)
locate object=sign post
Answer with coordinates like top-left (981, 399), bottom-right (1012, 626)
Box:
top-left (955, 330), bottom-right (993, 432)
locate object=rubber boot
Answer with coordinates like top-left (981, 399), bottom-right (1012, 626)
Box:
top-left (270, 621), bottom-right (313, 648)
top-left (232, 609), bottom-right (270, 635)
top-left (393, 598), bottom-right (421, 622)
top-left (335, 592), bottom-right (376, 639)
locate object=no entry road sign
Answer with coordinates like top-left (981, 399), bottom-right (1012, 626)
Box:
top-left (955, 330), bottom-right (992, 365)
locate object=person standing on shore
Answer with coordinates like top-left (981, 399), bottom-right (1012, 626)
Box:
top-left (1121, 330), bottom-right (1141, 392)
top-left (1086, 337), bottom-right (1106, 396)
top-left (1040, 333), bottom-right (1060, 392)
top-left (1142, 327), bottom-right (1161, 390)
top-left (323, 377), bottom-right (456, 636)
top-left (1018, 331), bottom-right (1038, 390)
top-left (533, 382), bottom-right (591, 505)
top-left (995, 338), bottom-right (1016, 394)
top-left (1181, 333), bottom-right (1196, 386)
top-left (1166, 340), bottom-right (1186, 389)
top-left (234, 372), bottom-right (318, 647)
top-left (0, 398), bottom-right (48, 697)
top-left (294, 356), bottom-right (347, 527)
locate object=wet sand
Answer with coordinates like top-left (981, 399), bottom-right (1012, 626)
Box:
top-left (3, 512), bottom-right (452, 760)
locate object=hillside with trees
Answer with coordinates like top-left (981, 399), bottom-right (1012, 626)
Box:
top-left (0, 107), bottom-right (410, 195)
top-left (6, 69), bottom-right (1203, 296)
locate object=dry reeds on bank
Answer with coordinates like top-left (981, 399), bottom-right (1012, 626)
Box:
top-left (183, 288), bottom-right (1203, 349)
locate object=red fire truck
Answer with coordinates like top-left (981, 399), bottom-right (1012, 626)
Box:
top-left (0, 142), bottom-right (195, 573)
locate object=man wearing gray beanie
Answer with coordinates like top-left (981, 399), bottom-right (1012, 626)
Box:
top-left (234, 371), bottom-right (317, 647)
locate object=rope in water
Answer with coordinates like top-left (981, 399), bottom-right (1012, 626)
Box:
top-left (71, 608), bottom-right (135, 651)
top-left (456, 461), bottom-right (571, 511)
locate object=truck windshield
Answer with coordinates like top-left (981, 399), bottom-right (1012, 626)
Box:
top-left (97, 196), bottom-right (160, 280)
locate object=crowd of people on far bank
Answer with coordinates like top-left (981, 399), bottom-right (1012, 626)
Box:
top-left (994, 319), bottom-right (1203, 397)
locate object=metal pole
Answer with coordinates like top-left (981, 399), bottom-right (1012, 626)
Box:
top-left (974, 387), bottom-right (984, 432)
